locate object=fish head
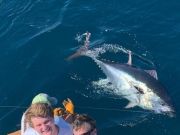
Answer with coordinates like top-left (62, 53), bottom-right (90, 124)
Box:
top-left (151, 99), bottom-right (175, 117)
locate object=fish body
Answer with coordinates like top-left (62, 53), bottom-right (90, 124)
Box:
top-left (93, 58), bottom-right (174, 116)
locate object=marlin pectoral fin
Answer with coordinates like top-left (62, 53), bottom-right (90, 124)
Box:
top-left (125, 102), bottom-right (137, 108)
top-left (126, 79), bottom-right (144, 94)
top-left (144, 70), bottom-right (158, 80)
top-left (134, 86), bottom-right (144, 94)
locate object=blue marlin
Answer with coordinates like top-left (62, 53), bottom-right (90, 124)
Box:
top-left (67, 32), bottom-right (175, 116)
top-left (93, 55), bottom-right (174, 116)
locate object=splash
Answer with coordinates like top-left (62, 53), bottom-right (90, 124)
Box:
top-left (90, 77), bottom-right (152, 127)
top-left (84, 43), bottom-right (155, 67)
top-left (92, 78), bottom-right (125, 98)
top-left (84, 44), bottom-right (128, 58)
top-left (73, 32), bottom-right (155, 68)
top-left (70, 73), bottom-right (82, 81)
top-left (74, 32), bottom-right (130, 58)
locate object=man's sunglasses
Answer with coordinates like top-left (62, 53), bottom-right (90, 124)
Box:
top-left (80, 128), bottom-right (95, 135)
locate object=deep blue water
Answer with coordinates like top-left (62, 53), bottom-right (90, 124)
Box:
top-left (0, 0), bottom-right (180, 134)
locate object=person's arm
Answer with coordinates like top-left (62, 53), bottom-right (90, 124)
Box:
top-left (23, 127), bottom-right (39, 135)
top-left (62, 98), bottom-right (74, 114)
top-left (8, 130), bottom-right (21, 135)
top-left (21, 109), bottom-right (30, 135)
top-left (64, 113), bottom-right (75, 124)
top-left (53, 98), bottom-right (75, 124)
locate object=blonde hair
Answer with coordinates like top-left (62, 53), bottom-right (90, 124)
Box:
top-left (25, 103), bottom-right (54, 127)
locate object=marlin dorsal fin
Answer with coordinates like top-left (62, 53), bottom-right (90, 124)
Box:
top-left (125, 102), bottom-right (137, 108)
top-left (144, 70), bottom-right (158, 80)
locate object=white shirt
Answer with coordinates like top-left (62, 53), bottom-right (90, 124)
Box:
top-left (54, 116), bottom-right (73, 135)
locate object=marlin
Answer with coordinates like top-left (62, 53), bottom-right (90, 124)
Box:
top-left (67, 32), bottom-right (175, 116)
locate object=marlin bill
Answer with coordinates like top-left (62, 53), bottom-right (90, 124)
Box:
top-left (67, 32), bottom-right (175, 117)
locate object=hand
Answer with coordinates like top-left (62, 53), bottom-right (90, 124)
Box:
top-left (63, 98), bottom-right (74, 114)
top-left (53, 107), bottom-right (65, 116)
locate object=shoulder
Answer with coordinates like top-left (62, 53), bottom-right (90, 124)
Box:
top-left (54, 116), bottom-right (72, 129)
top-left (54, 116), bottom-right (73, 135)
top-left (24, 127), bottom-right (40, 135)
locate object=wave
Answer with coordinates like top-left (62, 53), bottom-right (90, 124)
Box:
top-left (0, 0), bottom-right (73, 51)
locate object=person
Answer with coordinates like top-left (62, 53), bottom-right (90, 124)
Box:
top-left (31, 93), bottom-right (58, 106)
top-left (72, 114), bottom-right (97, 135)
top-left (31, 93), bottom-right (75, 117)
top-left (23, 103), bottom-right (73, 135)
top-left (22, 93), bottom-right (74, 134)
top-left (8, 93), bottom-right (74, 135)
top-left (8, 130), bottom-right (21, 135)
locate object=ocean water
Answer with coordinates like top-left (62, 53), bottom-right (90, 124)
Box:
top-left (0, 0), bottom-right (180, 134)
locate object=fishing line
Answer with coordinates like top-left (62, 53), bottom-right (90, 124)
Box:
top-left (76, 106), bottom-right (153, 114)
top-left (0, 105), bottom-right (152, 114)
top-left (101, 44), bottom-right (155, 68)
top-left (0, 93), bottom-right (32, 121)
top-left (0, 106), bottom-right (27, 121)
top-left (132, 52), bottom-right (155, 68)
top-left (99, 96), bottom-right (124, 100)
top-left (0, 105), bottom-right (27, 109)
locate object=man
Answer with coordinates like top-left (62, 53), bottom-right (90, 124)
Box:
top-left (8, 93), bottom-right (74, 135)
top-left (72, 114), bottom-right (97, 135)
top-left (24, 103), bottom-right (72, 135)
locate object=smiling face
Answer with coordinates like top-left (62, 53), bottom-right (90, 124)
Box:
top-left (25, 103), bottom-right (57, 135)
top-left (31, 116), bottom-right (55, 135)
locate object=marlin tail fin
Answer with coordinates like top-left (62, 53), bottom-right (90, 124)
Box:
top-left (66, 32), bottom-right (91, 61)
